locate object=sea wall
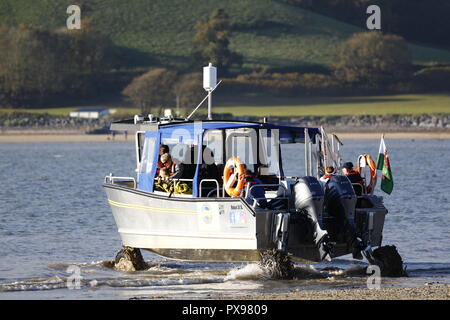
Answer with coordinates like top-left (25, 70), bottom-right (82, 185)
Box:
top-left (1, 112), bottom-right (450, 132)
top-left (0, 112), bottom-right (110, 133)
top-left (225, 114), bottom-right (450, 132)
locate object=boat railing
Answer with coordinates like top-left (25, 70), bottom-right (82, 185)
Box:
top-left (104, 175), bottom-right (136, 189)
top-left (245, 184), bottom-right (287, 198)
top-left (154, 178), bottom-right (194, 182)
top-left (199, 179), bottom-right (220, 197)
top-left (352, 183), bottom-right (366, 196)
top-left (246, 184), bottom-right (289, 210)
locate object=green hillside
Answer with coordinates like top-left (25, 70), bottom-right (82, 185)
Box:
top-left (1, 0), bottom-right (450, 71)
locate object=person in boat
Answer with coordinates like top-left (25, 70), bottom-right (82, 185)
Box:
top-left (160, 152), bottom-right (184, 180)
top-left (320, 166), bottom-right (335, 186)
top-left (157, 145), bottom-right (170, 168)
top-left (200, 146), bottom-right (220, 180)
top-left (155, 168), bottom-right (171, 191)
top-left (342, 162), bottom-right (364, 195)
top-left (244, 168), bottom-right (268, 208)
top-left (155, 167), bottom-right (192, 194)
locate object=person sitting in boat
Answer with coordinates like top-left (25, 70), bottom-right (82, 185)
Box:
top-left (342, 162), bottom-right (364, 195)
top-left (155, 167), bottom-right (192, 194)
top-left (157, 145), bottom-right (170, 168)
top-left (201, 146), bottom-right (220, 180)
top-left (155, 168), bottom-right (171, 191)
top-left (244, 168), bottom-right (268, 208)
top-left (160, 152), bottom-right (184, 179)
top-left (320, 166), bottom-right (335, 187)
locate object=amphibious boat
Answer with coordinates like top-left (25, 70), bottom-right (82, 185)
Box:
top-left (103, 65), bottom-right (404, 276)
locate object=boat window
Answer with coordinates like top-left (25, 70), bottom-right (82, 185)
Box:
top-left (225, 129), bottom-right (257, 170)
top-left (259, 129), bottom-right (281, 176)
top-left (139, 137), bottom-right (157, 174)
top-left (280, 143), bottom-right (306, 177)
top-left (203, 130), bottom-right (223, 165)
top-left (136, 132), bottom-right (145, 167)
top-left (168, 143), bottom-right (194, 165)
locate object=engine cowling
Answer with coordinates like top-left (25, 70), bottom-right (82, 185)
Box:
top-left (324, 175), bottom-right (357, 220)
top-left (324, 175), bottom-right (360, 251)
top-left (292, 176), bottom-right (330, 258)
top-left (293, 176), bottom-right (324, 219)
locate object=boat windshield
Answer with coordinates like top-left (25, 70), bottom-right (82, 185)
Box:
top-left (203, 128), bottom-right (282, 178)
top-left (139, 135), bottom-right (157, 175)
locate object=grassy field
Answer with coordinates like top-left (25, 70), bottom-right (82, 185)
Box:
top-left (2, 94), bottom-right (449, 118)
top-left (1, 0), bottom-right (450, 70)
top-left (213, 93), bottom-right (450, 117)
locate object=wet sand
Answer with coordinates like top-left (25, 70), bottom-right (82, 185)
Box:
top-left (0, 131), bottom-right (450, 143)
top-left (239, 284), bottom-right (450, 300)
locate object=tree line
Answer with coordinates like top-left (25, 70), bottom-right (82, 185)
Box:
top-left (0, 23), bottom-right (116, 108)
top-left (1, 7), bottom-right (449, 114)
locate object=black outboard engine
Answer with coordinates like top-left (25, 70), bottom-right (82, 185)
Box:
top-left (324, 175), bottom-right (362, 257)
top-left (292, 176), bottom-right (332, 260)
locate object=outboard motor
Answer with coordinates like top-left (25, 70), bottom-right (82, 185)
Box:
top-left (292, 176), bottom-right (332, 260)
top-left (324, 175), bottom-right (362, 257)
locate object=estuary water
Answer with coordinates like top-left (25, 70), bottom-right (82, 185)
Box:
top-left (0, 139), bottom-right (449, 299)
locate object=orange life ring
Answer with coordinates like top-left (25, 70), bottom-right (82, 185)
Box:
top-left (223, 157), bottom-right (246, 197)
top-left (357, 154), bottom-right (377, 194)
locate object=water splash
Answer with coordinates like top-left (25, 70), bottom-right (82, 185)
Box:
top-left (224, 264), bottom-right (269, 281)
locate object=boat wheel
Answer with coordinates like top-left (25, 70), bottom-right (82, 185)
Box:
top-left (372, 245), bottom-right (407, 277)
top-left (259, 249), bottom-right (294, 279)
top-left (114, 247), bottom-right (147, 271)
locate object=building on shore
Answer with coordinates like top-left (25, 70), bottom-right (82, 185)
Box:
top-left (69, 108), bottom-right (109, 119)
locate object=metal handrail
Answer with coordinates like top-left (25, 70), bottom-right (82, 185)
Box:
top-left (352, 183), bottom-right (366, 195)
top-left (250, 196), bottom-right (290, 210)
top-left (245, 183), bottom-right (287, 198)
top-left (104, 175), bottom-right (136, 189)
top-left (153, 178), bottom-right (194, 182)
top-left (199, 179), bottom-right (220, 197)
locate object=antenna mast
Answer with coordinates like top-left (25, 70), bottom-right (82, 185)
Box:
top-left (203, 63), bottom-right (217, 120)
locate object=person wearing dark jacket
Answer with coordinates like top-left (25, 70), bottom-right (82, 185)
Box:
top-left (244, 169), bottom-right (267, 208)
top-left (342, 162), bottom-right (364, 195)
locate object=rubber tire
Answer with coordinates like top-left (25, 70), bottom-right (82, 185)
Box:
top-left (114, 247), bottom-right (147, 271)
top-left (372, 245), bottom-right (406, 277)
top-left (259, 249), bottom-right (295, 279)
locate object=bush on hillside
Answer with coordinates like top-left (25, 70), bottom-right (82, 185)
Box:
top-left (173, 72), bottom-right (205, 117)
top-left (334, 32), bottom-right (412, 89)
top-left (122, 68), bottom-right (178, 115)
top-left (192, 9), bottom-right (242, 75)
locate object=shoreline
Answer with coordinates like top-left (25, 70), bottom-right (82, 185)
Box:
top-left (1, 131), bottom-right (450, 143)
top-left (233, 284), bottom-right (450, 300)
top-left (0, 133), bottom-right (130, 143)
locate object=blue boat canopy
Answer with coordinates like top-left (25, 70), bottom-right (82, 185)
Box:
top-left (136, 120), bottom-right (321, 196)
top-left (157, 121), bottom-right (320, 144)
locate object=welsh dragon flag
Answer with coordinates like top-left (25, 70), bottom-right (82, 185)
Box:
top-left (376, 135), bottom-right (394, 194)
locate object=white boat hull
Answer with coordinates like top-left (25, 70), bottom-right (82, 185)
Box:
top-left (104, 184), bottom-right (261, 256)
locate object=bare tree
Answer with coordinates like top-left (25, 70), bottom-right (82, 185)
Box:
top-left (173, 72), bottom-right (205, 117)
top-left (122, 68), bottom-right (178, 115)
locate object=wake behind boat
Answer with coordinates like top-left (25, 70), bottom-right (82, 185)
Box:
top-left (103, 64), bottom-right (405, 277)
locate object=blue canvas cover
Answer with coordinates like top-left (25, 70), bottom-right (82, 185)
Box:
top-left (137, 121), bottom-right (320, 196)
top-left (159, 121), bottom-right (320, 143)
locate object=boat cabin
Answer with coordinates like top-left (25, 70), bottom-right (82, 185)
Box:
top-left (108, 118), bottom-right (344, 205)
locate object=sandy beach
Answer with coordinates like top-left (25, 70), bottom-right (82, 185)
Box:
top-left (0, 133), bottom-right (130, 143)
top-left (1, 131), bottom-right (450, 143)
top-left (238, 284), bottom-right (450, 300)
